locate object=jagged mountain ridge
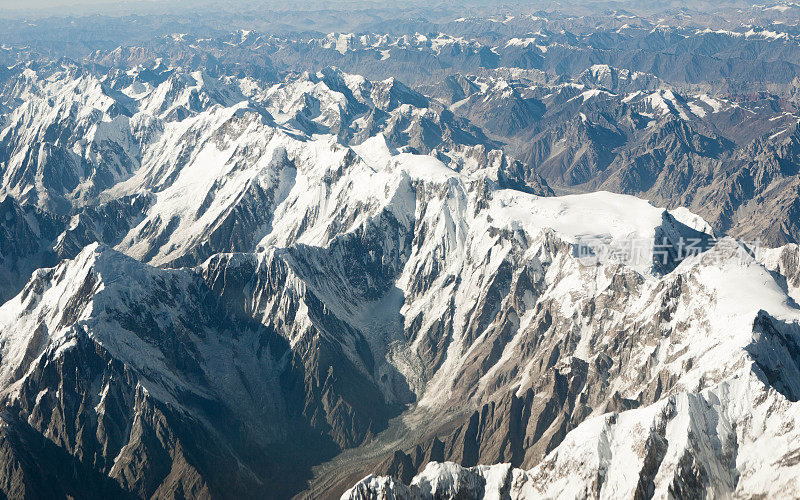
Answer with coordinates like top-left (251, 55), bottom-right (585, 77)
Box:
top-left (434, 71), bottom-right (800, 246)
top-left (0, 62), bottom-right (550, 277)
top-left (2, 135), bottom-right (799, 498)
top-left (5, 54), bottom-right (800, 249)
top-left (1, 7), bottom-right (800, 499)
top-left (5, 89), bottom-right (800, 496)
top-left (343, 241), bottom-right (800, 498)
top-left (5, 7), bottom-right (800, 249)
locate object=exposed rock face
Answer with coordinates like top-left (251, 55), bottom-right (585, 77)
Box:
top-left (349, 338), bottom-right (800, 498)
top-left (4, 126), bottom-right (800, 498)
top-left (0, 244), bottom-right (404, 498)
top-left (0, 64), bottom-right (551, 270)
top-left (0, 196), bottom-right (64, 303)
top-left (445, 75), bottom-right (800, 246)
top-left (342, 233), bottom-right (800, 496)
top-left (3, 8), bottom-right (800, 498)
top-left (760, 243), bottom-right (800, 302)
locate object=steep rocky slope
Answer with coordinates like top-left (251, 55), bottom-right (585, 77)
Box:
top-left (1, 8), bottom-right (800, 498)
top-left (6, 117), bottom-right (797, 498)
top-left (344, 239), bottom-right (800, 498)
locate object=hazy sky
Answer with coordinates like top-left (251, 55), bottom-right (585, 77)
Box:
top-left (0, 0), bottom-right (319, 16)
top-left (0, 0), bottom-right (400, 14)
top-left (1, 0), bottom-right (127, 7)
top-left (0, 0), bottom-right (179, 10)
